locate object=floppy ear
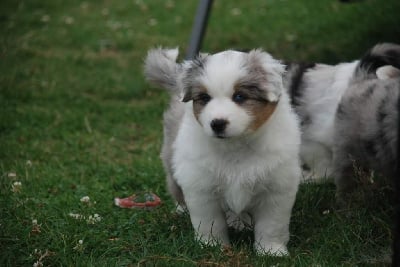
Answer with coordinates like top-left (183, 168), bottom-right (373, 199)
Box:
top-left (247, 49), bottom-right (285, 102)
top-left (180, 53), bottom-right (209, 102)
top-left (144, 47), bottom-right (180, 94)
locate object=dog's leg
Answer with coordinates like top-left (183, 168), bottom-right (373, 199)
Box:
top-left (252, 170), bottom-right (299, 256)
top-left (332, 146), bottom-right (358, 205)
top-left (184, 192), bottom-right (229, 246)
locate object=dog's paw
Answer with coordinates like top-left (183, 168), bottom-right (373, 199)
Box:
top-left (195, 231), bottom-right (230, 248)
top-left (254, 242), bottom-right (289, 256)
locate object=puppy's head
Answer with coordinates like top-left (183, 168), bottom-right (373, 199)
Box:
top-left (181, 49), bottom-right (285, 139)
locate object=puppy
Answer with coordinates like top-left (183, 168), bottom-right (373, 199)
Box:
top-left (328, 43), bottom-right (400, 266)
top-left (284, 43), bottom-right (400, 181)
top-left (144, 48), bottom-right (301, 255)
top-left (331, 43), bottom-right (400, 195)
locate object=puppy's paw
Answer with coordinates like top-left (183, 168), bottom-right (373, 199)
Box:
top-left (195, 231), bottom-right (230, 248)
top-left (254, 242), bottom-right (289, 256)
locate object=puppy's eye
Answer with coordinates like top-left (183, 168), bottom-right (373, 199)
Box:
top-left (196, 93), bottom-right (211, 105)
top-left (232, 93), bottom-right (247, 104)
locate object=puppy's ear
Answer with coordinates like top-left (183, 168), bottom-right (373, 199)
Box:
top-left (144, 47), bottom-right (180, 94)
top-left (180, 53), bottom-right (209, 102)
top-left (247, 49), bottom-right (285, 102)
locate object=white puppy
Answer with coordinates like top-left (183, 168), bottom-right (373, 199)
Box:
top-left (144, 48), bottom-right (301, 255)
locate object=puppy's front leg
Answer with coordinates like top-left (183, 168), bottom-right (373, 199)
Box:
top-left (252, 183), bottom-right (298, 256)
top-left (184, 192), bottom-right (229, 246)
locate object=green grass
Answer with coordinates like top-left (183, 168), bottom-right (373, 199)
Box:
top-left (1, 0), bottom-right (400, 266)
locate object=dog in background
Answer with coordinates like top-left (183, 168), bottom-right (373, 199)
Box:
top-left (286, 43), bottom-right (400, 265)
top-left (284, 44), bottom-right (400, 181)
top-left (144, 48), bottom-right (301, 255)
top-left (331, 43), bottom-right (400, 196)
top-left (327, 44), bottom-right (400, 266)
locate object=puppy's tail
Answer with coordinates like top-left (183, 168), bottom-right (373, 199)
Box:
top-left (353, 43), bottom-right (400, 82)
top-left (144, 47), bottom-right (181, 94)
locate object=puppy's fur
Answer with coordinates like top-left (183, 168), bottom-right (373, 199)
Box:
top-left (329, 43), bottom-right (400, 267)
top-left (284, 43), bottom-right (400, 181)
top-left (145, 48), bottom-right (301, 255)
top-left (284, 61), bottom-right (358, 180)
top-left (331, 43), bottom-right (400, 195)
top-left (285, 43), bottom-right (400, 265)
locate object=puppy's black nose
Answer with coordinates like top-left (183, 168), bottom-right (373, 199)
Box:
top-left (210, 119), bottom-right (228, 134)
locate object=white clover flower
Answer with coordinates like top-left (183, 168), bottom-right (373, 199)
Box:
top-left (101, 8), bottom-right (109, 16)
top-left (31, 219), bottom-right (41, 233)
top-left (64, 16), bottom-right (74, 25)
top-left (165, 0), bottom-right (175, 9)
top-left (8, 172), bottom-right (17, 178)
top-left (69, 213), bottom-right (85, 220)
top-left (80, 2), bottom-right (88, 9)
top-left (322, 210), bottom-right (330, 215)
top-left (230, 8), bottom-right (242, 16)
top-left (11, 181), bottom-right (22, 193)
top-left (148, 18), bottom-right (158, 26)
top-left (80, 196), bottom-right (90, 203)
top-left (73, 239), bottom-right (84, 251)
top-left (86, 213), bottom-right (101, 224)
top-left (40, 15), bottom-right (50, 23)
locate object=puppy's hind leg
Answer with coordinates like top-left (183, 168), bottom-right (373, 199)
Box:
top-left (332, 147), bottom-right (358, 205)
top-left (166, 174), bottom-right (187, 212)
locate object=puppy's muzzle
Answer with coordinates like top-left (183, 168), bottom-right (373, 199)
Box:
top-left (210, 119), bottom-right (229, 137)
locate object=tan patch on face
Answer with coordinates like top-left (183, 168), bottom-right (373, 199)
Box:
top-left (232, 82), bottom-right (278, 131)
top-left (192, 85), bottom-right (209, 122)
top-left (247, 100), bottom-right (278, 130)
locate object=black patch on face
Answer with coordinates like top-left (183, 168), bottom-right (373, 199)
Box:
top-left (287, 62), bottom-right (316, 106)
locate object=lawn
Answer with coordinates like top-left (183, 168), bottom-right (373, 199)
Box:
top-left (1, 0), bottom-right (400, 266)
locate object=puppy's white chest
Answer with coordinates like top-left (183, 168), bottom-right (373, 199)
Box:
top-left (223, 182), bottom-right (253, 215)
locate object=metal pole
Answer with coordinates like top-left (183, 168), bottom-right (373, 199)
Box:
top-left (185, 0), bottom-right (214, 60)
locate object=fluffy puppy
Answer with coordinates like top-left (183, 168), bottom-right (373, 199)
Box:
top-left (331, 43), bottom-right (400, 196)
top-left (328, 43), bottom-right (400, 266)
top-left (284, 43), bottom-right (400, 181)
top-left (144, 48), bottom-right (301, 255)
